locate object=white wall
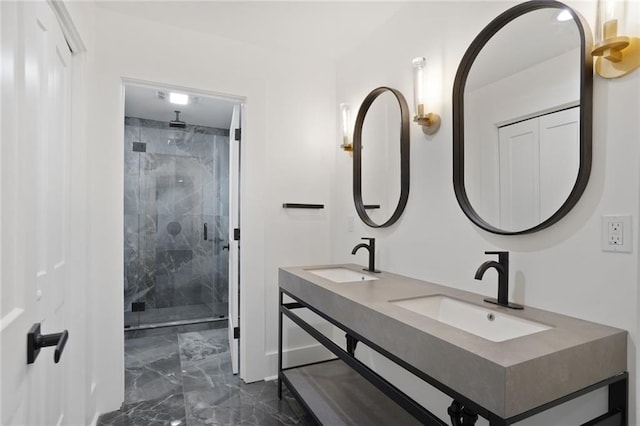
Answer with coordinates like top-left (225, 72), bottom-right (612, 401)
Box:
top-left (85, 6), bottom-right (335, 415)
top-left (333, 1), bottom-right (639, 424)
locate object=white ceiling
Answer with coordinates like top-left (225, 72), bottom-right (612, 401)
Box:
top-left (95, 1), bottom-right (407, 61)
top-left (124, 84), bottom-right (236, 128)
top-left (113, 2), bottom-right (411, 127)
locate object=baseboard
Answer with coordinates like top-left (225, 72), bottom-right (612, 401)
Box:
top-left (266, 343), bottom-right (335, 378)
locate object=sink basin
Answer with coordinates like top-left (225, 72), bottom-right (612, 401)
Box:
top-left (306, 268), bottom-right (379, 283)
top-left (390, 295), bottom-right (551, 342)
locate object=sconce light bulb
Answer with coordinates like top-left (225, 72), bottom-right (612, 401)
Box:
top-left (412, 57), bottom-right (426, 116)
top-left (411, 56), bottom-right (440, 135)
top-left (339, 103), bottom-right (353, 152)
top-left (340, 103), bottom-right (351, 138)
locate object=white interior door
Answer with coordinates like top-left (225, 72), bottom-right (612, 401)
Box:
top-left (228, 104), bottom-right (241, 375)
top-left (1, 2), bottom-right (73, 424)
top-left (539, 107), bottom-right (580, 221)
top-left (498, 118), bottom-right (540, 230)
top-left (498, 107), bottom-right (579, 230)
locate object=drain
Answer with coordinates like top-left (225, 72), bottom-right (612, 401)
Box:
top-left (487, 313), bottom-right (495, 321)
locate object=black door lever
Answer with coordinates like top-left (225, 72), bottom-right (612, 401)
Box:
top-left (27, 323), bottom-right (69, 364)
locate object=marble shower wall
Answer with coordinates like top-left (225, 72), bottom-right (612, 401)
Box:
top-left (124, 117), bottom-right (230, 323)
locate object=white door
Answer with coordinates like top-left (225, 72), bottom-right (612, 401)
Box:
top-left (1, 1), bottom-right (74, 424)
top-left (227, 104), bottom-right (241, 375)
top-left (498, 118), bottom-right (540, 230)
top-left (539, 107), bottom-right (580, 220)
top-left (498, 107), bottom-right (580, 230)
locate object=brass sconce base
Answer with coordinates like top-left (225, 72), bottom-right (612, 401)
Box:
top-left (414, 113), bottom-right (441, 135)
top-left (341, 143), bottom-right (353, 157)
top-left (592, 19), bottom-right (640, 79)
top-left (594, 36), bottom-right (640, 78)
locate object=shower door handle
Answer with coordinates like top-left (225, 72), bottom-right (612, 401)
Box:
top-left (203, 223), bottom-right (208, 240)
top-left (222, 243), bottom-right (230, 251)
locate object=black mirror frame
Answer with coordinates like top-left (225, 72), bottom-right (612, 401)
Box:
top-left (353, 87), bottom-right (410, 228)
top-left (452, 0), bottom-right (593, 235)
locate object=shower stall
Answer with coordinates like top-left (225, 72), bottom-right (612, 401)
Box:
top-left (124, 116), bottom-right (230, 329)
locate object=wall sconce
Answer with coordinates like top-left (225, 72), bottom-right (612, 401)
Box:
top-left (339, 103), bottom-right (353, 153)
top-left (412, 57), bottom-right (441, 135)
top-left (592, 0), bottom-right (640, 78)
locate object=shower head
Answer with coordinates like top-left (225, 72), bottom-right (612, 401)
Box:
top-left (170, 110), bottom-right (186, 128)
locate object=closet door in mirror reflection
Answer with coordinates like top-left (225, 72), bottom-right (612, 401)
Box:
top-left (497, 107), bottom-right (579, 230)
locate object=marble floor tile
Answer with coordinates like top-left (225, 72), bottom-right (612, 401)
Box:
top-left (183, 381), bottom-right (305, 426)
top-left (125, 334), bottom-right (182, 404)
top-left (179, 328), bottom-right (229, 364)
top-left (99, 327), bottom-right (309, 426)
top-left (97, 393), bottom-right (186, 426)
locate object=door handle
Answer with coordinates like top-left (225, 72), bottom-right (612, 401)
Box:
top-left (27, 323), bottom-right (69, 364)
top-left (204, 223), bottom-right (208, 241)
top-left (222, 243), bottom-right (230, 251)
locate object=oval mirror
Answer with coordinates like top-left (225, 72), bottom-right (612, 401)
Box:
top-left (453, 1), bottom-right (592, 234)
top-left (353, 87), bottom-right (410, 228)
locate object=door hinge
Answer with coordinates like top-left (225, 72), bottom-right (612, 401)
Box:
top-left (233, 228), bottom-right (240, 241)
top-left (233, 327), bottom-right (240, 339)
top-left (132, 302), bottom-right (146, 312)
top-left (234, 128), bottom-right (241, 141)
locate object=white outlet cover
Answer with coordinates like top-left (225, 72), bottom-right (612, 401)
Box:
top-left (602, 215), bottom-right (632, 253)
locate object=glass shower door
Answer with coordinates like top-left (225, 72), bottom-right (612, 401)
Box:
top-left (124, 118), bottom-right (229, 329)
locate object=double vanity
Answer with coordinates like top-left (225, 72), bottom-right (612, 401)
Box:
top-left (278, 264), bottom-right (627, 425)
top-left (278, 0), bottom-right (630, 424)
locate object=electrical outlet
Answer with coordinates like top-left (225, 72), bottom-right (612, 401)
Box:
top-left (602, 215), bottom-right (632, 253)
top-left (608, 221), bottom-right (623, 245)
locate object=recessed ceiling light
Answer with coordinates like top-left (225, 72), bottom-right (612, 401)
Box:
top-left (170, 92), bottom-right (189, 105)
top-left (557, 10), bottom-right (572, 22)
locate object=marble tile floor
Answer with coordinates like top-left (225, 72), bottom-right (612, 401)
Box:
top-left (98, 328), bottom-right (309, 426)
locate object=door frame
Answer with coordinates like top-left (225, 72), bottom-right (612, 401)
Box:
top-left (119, 77), bottom-right (248, 377)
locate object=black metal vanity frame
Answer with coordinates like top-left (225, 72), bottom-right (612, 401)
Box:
top-left (278, 288), bottom-right (628, 426)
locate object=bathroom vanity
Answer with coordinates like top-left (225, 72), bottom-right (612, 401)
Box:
top-left (278, 264), bottom-right (628, 425)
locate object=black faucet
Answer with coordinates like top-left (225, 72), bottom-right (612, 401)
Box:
top-left (351, 238), bottom-right (380, 273)
top-left (474, 251), bottom-right (523, 310)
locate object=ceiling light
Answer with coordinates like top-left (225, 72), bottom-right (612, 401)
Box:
top-left (169, 92), bottom-right (189, 105)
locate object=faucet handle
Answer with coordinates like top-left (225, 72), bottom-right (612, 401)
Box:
top-left (485, 250), bottom-right (507, 255)
top-left (362, 237), bottom-right (375, 243)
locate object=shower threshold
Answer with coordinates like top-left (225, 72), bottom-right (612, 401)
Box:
top-left (124, 316), bottom-right (228, 332)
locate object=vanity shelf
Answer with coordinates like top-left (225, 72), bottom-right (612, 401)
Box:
top-left (278, 265), bottom-right (629, 426)
top-left (281, 359), bottom-right (421, 425)
top-left (279, 293), bottom-right (446, 425)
